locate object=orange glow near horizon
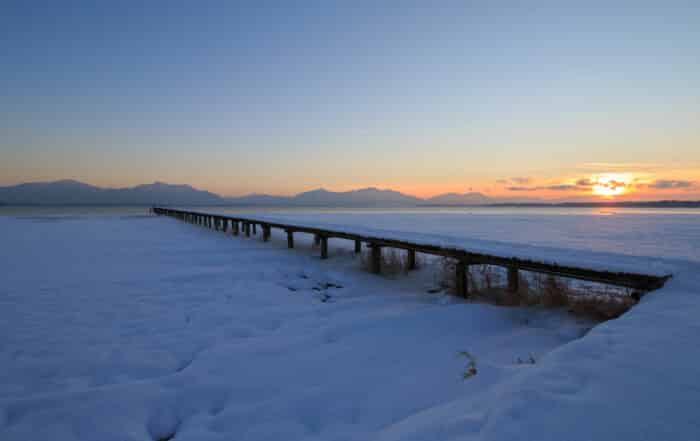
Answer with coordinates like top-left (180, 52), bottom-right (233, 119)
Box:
top-left (590, 173), bottom-right (634, 198)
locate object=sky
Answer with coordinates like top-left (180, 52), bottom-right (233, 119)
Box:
top-left (1, 1), bottom-right (699, 201)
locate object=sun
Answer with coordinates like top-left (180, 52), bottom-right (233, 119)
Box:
top-left (591, 173), bottom-right (631, 198)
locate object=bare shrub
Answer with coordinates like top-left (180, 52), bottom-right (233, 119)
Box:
top-left (425, 257), bottom-right (638, 320)
top-left (537, 274), bottom-right (569, 308)
top-left (569, 295), bottom-right (636, 320)
top-left (515, 353), bottom-right (537, 365)
top-left (458, 351), bottom-right (478, 379)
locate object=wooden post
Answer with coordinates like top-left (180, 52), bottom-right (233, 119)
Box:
top-left (252, 223), bottom-right (257, 235)
top-left (222, 219), bottom-right (228, 232)
top-left (456, 260), bottom-right (468, 298)
top-left (508, 267), bottom-right (519, 293)
top-left (233, 221), bottom-right (239, 236)
top-left (407, 249), bottom-right (416, 270)
top-left (370, 245), bottom-right (381, 274)
top-left (286, 230), bottom-right (294, 248)
top-left (354, 240), bottom-right (361, 254)
top-left (313, 234), bottom-right (321, 246)
top-left (262, 225), bottom-right (271, 242)
top-left (320, 236), bottom-right (328, 259)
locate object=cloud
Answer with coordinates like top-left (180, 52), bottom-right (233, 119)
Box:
top-left (511, 177), bottom-right (531, 184)
top-left (497, 177), bottom-right (532, 185)
top-left (577, 162), bottom-right (662, 171)
top-left (648, 179), bottom-right (695, 189)
top-left (507, 186), bottom-right (538, 192)
top-left (507, 184), bottom-right (577, 192)
top-left (547, 184), bottom-right (578, 191)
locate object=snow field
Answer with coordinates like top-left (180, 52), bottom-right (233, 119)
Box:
top-left (1, 211), bottom-right (699, 440)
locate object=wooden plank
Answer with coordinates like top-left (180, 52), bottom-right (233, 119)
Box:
top-left (320, 236), bottom-right (328, 259)
top-left (456, 261), bottom-right (468, 298)
top-left (370, 245), bottom-right (381, 274)
top-left (508, 267), bottom-right (519, 292)
top-left (407, 249), bottom-right (416, 270)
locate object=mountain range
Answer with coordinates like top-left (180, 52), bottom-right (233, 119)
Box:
top-left (0, 180), bottom-right (496, 207)
top-left (1, 180), bottom-right (697, 208)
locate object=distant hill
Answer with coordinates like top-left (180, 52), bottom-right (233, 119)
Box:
top-left (423, 192), bottom-right (492, 206)
top-left (0, 180), bottom-right (224, 206)
top-left (291, 187), bottom-right (422, 207)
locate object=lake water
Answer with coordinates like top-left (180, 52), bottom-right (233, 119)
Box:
top-left (3, 205), bottom-right (698, 263)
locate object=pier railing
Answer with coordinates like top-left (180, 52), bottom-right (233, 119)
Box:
top-left (153, 207), bottom-right (670, 297)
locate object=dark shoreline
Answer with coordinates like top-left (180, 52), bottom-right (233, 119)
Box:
top-left (1, 201), bottom-right (699, 209)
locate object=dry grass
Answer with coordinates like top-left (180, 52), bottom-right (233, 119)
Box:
top-left (434, 259), bottom-right (638, 320)
top-left (568, 294), bottom-right (637, 320)
top-left (537, 274), bottom-right (570, 308)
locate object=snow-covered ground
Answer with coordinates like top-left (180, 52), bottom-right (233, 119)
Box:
top-left (1, 211), bottom-right (699, 440)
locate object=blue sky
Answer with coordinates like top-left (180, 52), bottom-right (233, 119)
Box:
top-left (2, 1), bottom-right (699, 199)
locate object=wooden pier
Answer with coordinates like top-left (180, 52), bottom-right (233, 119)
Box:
top-left (152, 207), bottom-right (670, 297)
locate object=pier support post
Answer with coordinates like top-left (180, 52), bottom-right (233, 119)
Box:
top-left (313, 234), bottom-right (321, 247)
top-left (286, 230), bottom-right (294, 248)
top-left (507, 267), bottom-right (519, 293)
top-left (320, 236), bottom-right (328, 259)
top-left (245, 222), bottom-right (250, 237)
top-left (407, 249), bottom-right (416, 270)
top-left (370, 244), bottom-right (381, 274)
top-left (456, 260), bottom-right (469, 298)
top-left (354, 240), bottom-right (361, 254)
top-left (252, 223), bottom-right (257, 235)
top-left (233, 221), bottom-right (239, 236)
top-left (262, 224), bottom-right (271, 242)
top-left (222, 219), bottom-right (228, 232)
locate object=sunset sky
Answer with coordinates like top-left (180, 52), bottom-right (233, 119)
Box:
top-left (1, 1), bottom-right (699, 201)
